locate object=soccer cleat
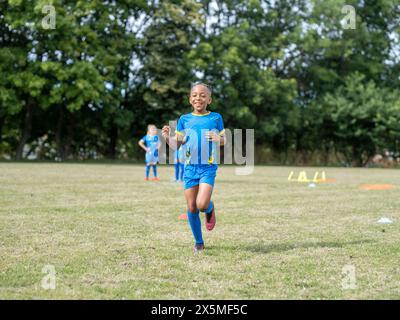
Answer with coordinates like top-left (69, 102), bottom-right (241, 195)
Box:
top-left (193, 243), bottom-right (204, 254)
top-left (152, 177), bottom-right (160, 181)
top-left (144, 178), bottom-right (149, 181)
top-left (205, 206), bottom-right (216, 231)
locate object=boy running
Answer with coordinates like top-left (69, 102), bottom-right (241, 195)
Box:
top-left (162, 83), bottom-right (225, 253)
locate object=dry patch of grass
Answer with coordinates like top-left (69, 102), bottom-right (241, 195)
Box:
top-left (0, 163), bottom-right (399, 299)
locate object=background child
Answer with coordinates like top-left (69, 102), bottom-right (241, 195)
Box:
top-left (162, 83), bottom-right (225, 253)
top-left (138, 124), bottom-right (161, 181)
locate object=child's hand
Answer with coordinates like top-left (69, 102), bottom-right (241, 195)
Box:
top-left (162, 125), bottom-right (170, 139)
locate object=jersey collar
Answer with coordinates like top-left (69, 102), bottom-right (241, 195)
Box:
top-left (191, 111), bottom-right (211, 117)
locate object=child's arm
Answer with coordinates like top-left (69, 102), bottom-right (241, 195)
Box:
top-left (206, 132), bottom-right (226, 146)
top-left (138, 139), bottom-right (149, 152)
top-left (219, 133), bottom-right (226, 146)
top-left (162, 125), bottom-right (183, 151)
top-left (206, 114), bottom-right (226, 146)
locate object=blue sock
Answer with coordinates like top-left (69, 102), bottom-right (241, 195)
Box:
top-left (204, 201), bottom-right (213, 214)
top-left (179, 163), bottom-right (184, 181)
top-left (175, 163), bottom-right (180, 181)
top-left (187, 210), bottom-right (203, 245)
top-left (152, 165), bottom-right (157, 177)
top-left (145, 165), bottom-right (150, 178)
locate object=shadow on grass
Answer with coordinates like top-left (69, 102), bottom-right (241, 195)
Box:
top-left (206, 239), bottom-right (375, 254)
top-left (244, 239), bottom-right (375, 254)
top-left (217, 179), bottom-right (255, 184)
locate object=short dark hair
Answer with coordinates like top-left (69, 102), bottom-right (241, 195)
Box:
top-left (190, 82), bottom-right (212, 95)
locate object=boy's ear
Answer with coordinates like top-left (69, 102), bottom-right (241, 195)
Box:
top-left (208, 97), bottom-right (212, 105)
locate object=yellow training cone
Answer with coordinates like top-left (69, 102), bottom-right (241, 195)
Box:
top-left (298, 171), bottom-right (308, 182)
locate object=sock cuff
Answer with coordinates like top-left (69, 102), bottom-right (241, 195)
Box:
top-left (187, 209), bottom-right (200, 215)
top-left (205, 201), bottom-right (213, 214)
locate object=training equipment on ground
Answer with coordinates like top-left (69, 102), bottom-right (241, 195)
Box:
top-left (288, 171), bottom-right (335, 183)
top-left (360, 184), bottom-right (395, 191)
top-left (377, 217), bottom-right (393, 224)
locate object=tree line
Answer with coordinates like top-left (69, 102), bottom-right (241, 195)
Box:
top-left (1, 0), bottom-right (399, 166)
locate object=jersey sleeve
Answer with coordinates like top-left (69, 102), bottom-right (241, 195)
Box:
top-left (217, 114), bottom-right (225, 136)
top-left (140, 135), bottom-right (147, 143)
top-left (176, 116), bottom-right (184, 136)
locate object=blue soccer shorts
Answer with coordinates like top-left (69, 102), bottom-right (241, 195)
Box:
top-left (145, 152), bottom-right (159, 164)
top-left (183, 164), bottom-right (218, 190)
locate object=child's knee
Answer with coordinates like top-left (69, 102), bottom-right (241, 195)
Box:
top-left (196, 200), bottom-right (209, 212)
top-left (187, 203), bottom-right (197, 213)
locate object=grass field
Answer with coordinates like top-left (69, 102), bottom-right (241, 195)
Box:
top-left (0, 163), bottom-right (399, 299)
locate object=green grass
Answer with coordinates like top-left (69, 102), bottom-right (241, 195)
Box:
top-left (0, 163), bottom-right (399, 299)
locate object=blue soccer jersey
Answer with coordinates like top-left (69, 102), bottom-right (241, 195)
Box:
top-left (141, 135), bottom-right (159, 163)
top-left (176, 112), bottom-right (225, 165)
top-left (174, 144), bottom-right (186, 164)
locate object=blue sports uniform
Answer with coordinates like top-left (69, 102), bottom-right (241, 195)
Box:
top-left (174, 145), bottom-right (185, 181)
top-left (174, 144), bottom-right (186, 164)
top-left (141, 135), bottom-right (159, 164)
top-left (176, 111), bottom-right (225, 190)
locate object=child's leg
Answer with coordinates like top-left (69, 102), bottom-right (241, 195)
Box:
top-left (152, 164), bottom-right (157, 177)
top-left (179, 163), bottom-right (184, 181)
top-left (197, 183), bottom-right (216, 230)
top-left (196, 183), bottom-right (214, 214)
top-left (175, 163), bottom-right (180, 181)
top-left (145, 164), bottom-right (150, 179)
top-left (184, 186), bottom-right (203, 245)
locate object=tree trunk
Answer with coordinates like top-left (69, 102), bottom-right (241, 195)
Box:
top-left (16, 102), bottom-right (34, 160)
top-left (107, 124), bottom-right (118, 159)
top-left (63, 114), bottom-right (75, 160)
top-left (352, 145), bottom-right (363, 167)
top-left (0, 115), bottom-right (4, 143)
top-left (55, 105), bottom-right (65, 160)
top-left (322, 142), bottom-right (330, 165)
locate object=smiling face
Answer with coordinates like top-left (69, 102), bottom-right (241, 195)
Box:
top-left (189, 84), bottom-right (212, 114)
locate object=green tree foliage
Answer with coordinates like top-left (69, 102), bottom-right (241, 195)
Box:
top-left (0, 0), bottom-right (399, 165)
top-left (138, 0), bottom-right (203, 124)
top-left (320, 73), bottom-right (400, 166)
